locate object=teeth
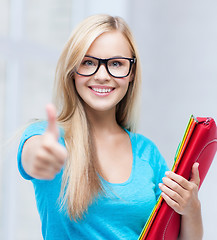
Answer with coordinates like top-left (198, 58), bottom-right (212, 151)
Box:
top-left (92, 88), bottom-right (112, 93)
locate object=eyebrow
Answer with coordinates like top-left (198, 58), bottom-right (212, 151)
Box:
top-left (84, 55), bottom-right (132, 59)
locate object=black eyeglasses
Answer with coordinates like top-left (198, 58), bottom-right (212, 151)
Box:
top-left (76, 55), bottom-right (136, 78)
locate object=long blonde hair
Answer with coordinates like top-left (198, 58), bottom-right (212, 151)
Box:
top-left (53, 14), bottom-right (142, 220)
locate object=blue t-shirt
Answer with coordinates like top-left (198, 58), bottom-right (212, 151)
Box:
top-left (17, 121), bottom-right (169, 240)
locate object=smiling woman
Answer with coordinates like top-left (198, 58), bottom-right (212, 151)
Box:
top-left (17, 14), bottom-right (203, 240)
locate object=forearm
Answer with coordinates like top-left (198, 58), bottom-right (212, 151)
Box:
top-left (178, 201), bottom-right (203, 240)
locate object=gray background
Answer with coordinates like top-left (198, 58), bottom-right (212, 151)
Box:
top-left (0, 0), bottom-right (216, 239)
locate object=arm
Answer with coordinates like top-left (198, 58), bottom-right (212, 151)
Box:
top-left (159, 163), bottom-right (203, 240)
top-left (22, 104), bottom-right (67, 180)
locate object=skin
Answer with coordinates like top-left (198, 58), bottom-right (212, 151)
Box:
top-left (21, 30), bottom-right (203, 239)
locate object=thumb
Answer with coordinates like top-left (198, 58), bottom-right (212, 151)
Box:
top-left (46, 103), bottom-right (59, 139)
top-left (190, 162), bottom-right (200, 187)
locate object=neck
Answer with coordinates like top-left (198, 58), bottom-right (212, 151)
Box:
top-left (84, 105), bottom-right (122, 138)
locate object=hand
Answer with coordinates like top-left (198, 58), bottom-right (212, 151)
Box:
top-left (159, 163), bottom-right (201, 217)
top-left (23, 104), bottom-right (67, 180)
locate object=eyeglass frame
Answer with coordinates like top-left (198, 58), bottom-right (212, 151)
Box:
top-left (76, 55), bottom-right (136, 78)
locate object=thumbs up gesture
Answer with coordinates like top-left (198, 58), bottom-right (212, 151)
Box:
top-left (22, 104), bottom-right (67, 180)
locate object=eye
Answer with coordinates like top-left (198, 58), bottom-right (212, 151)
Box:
top-left (81, 60), bottom-right (95, 67)
top-left (80, 57), bottom-right (98, 67)
top-left (109, 60), bottom-right (123, 68)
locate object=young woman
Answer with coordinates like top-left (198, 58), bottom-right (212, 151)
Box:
top-left (17, 14), bottom-right (203, 239)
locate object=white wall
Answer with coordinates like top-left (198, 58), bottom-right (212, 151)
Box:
top-left (0, 0), bottom-right (216, 239)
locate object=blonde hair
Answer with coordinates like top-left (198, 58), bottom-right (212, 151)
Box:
top-left (53, 14), bottom-right (142, 220)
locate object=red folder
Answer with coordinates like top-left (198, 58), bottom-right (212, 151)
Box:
top-left (139, 116), bottom-right (217, 240)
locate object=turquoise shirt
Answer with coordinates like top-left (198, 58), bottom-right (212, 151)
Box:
top-left (17, 121), bottom-right (169, 240)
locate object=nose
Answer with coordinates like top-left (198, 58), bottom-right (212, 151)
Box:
top-left (94, 64), bottom-right (111, 81)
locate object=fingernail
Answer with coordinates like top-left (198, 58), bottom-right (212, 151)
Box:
top-left (194, 162), bottom-right (199, 168)
top-left (165, 171), bottom-right (170, 176)
top-left (161, 192), bottom-right (165, 197)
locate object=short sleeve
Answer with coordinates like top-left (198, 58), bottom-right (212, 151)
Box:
top-left (17, 121), bottom-right (48, 180)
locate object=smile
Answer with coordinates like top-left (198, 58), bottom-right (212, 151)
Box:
top-left (89, 86), bottom-right (114, 96)
top-left (92, 88), bottom-right (112, 93)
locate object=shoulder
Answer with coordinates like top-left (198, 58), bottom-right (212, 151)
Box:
top-left (22, 120), bottom-right (65, 139)
top-left (128, 130), bottom-right (168, 168)
top-left (23, 120), bottom-right (48, 135)
top-left (128, 131), bottom-right (160, 157)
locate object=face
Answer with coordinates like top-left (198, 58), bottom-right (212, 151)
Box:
top-left (74, 30), bottom-right (134, 115)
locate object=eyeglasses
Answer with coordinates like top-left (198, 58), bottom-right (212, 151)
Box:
top-left (76, 55), bottom-right (136, 78)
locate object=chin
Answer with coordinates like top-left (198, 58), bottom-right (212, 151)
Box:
top-left (85, 102), bottom-right (116, 113)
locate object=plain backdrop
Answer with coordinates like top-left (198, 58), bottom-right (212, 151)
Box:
top-left (0, 0), bottom-right (216, 239)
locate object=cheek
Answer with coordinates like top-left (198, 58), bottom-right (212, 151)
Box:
top-left (117, 81), bottom-right (131, 103)
top-left (119, 77), bottom-right (131, 91)
top-left (74, 75), bottom-right (86, 94)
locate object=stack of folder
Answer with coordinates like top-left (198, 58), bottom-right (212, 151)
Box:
top-left (139, 116), bottom-right (217, 240)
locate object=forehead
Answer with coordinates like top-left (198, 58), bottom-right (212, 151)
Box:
top-left (86, 31), bottom-right (132, 58)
